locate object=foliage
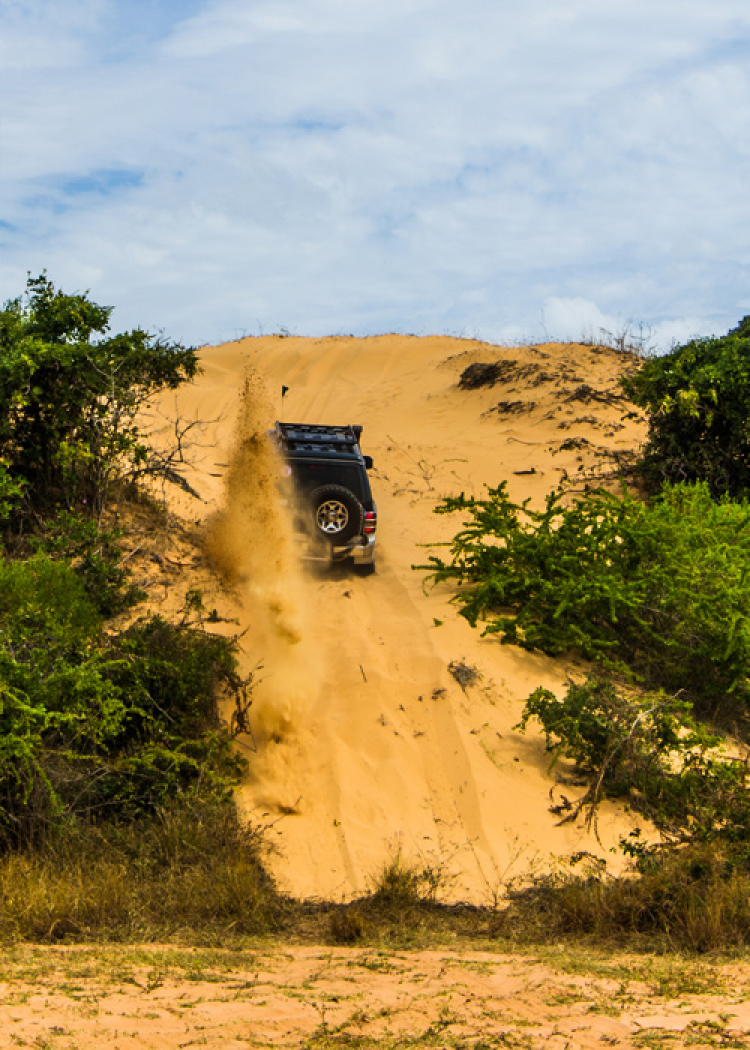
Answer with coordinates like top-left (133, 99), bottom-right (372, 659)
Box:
top-left (25, 509), bottom-right (142, 615)
top-left (418, 481), bottom-right (750, 717)
top-left (0, 466), bottom-right (25, 521)
top-left (0, 274), bottom-right (198, 521)
top-left (0, 277), bottom-right (273, 943)
top-left (623, 316), bottom-right (750, 497)
top-left (495, 842), bottom-right (750, 951)
top-left (0, 555), bottom-right (245, 849)
top-left (0, 798), bottom-right (284, 942)
top-left (518, 677), bottom-right (750, 843)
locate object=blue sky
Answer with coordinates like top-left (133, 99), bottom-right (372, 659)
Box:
top-left (2, 0), bottom-right (749, 350)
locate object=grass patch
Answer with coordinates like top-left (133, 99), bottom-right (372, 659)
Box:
top-left (0, 798), bottom-right (288, 943)
top-left (5, 816), bottom-right (750, 956)
top-left (493, 844), bottom-right (750, 954)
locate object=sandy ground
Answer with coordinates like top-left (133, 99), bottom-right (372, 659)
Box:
top-left (146, 334), bottom-right (650, 905)
top-left (3, 944), bottom-right (750, 1048)
top-left (8, 336), bottom-right (749, 1050)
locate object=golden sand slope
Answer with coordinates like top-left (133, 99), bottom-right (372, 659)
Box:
top-left (155, 335), bottom-right (647, 903)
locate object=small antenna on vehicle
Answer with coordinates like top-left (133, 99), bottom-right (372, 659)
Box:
top-left (280, 384), bottom-right (289, 421)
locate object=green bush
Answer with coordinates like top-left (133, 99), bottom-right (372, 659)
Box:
top-left (519, 677), bottom-right (750, 844)
top-left (0, 274), bottom-right (198, 521)
top-left (418, 481), bottom-right (750, 717)
top-left (0, 556), bottom-right (245, 848)
top-left (0, 277), bottom-right (268, 942)
top-left (27, 510), bottom-right (142, 615)
top-left (623, 316), bottom-right (750, 497)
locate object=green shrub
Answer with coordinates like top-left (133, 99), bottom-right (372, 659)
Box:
top-left (0, 277), bottom-right (270, 942)
top-left (369, 850), bottom-right (444, 908)
top-left (623, 316), bottom-right (750, 497)
top-left (519, 676), bottom-right (750, 843)
top-left (0, 556), bottom-right (245, 847)
top-left (27, 510), bottom-right (142, 615)
top-left (418, 481), bottom-right (750, 717)
top-left (0, 274), bottom-right (198, 521)
top-left (0, 553), bottom-right (103, 644)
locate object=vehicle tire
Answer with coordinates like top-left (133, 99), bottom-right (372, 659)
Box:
top-left (309, 485), bottom-right (364, 544)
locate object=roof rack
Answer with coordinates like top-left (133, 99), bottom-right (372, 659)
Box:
top-left (274, 421), bottom-right (364, 457)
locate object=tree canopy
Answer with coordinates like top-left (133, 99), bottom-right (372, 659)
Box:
top-left (622, 317), bottom-right (750, 497)
top-left (0, 274), bottom-right (199, 521)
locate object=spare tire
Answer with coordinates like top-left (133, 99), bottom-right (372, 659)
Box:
top-left (309, 485), bottom-right (364, 544)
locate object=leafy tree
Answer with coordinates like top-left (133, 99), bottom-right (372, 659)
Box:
top-left (418, 481), bottom-right (750, 718)
top-left (0, 274), bottom-right (199, 521)
top-left (623, 317), bottom-right (750, 497)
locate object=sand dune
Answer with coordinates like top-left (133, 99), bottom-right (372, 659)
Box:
top-left (156, 334), bottom-right (648, 903)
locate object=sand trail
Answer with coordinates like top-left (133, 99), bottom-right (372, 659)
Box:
top-left (157, 334), bottom-right (647, 903)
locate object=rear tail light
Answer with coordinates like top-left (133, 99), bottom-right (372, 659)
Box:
top-left (364, 510), bottom-right (377, 534)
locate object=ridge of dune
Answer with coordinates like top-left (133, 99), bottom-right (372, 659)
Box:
top-left (154, 334), bottom-right (648, 904)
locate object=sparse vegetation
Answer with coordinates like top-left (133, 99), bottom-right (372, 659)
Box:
top-left (448, 658), bottom-right (483, 692)
top-left (0, 798), bottom-right (284, 942)
top-left (458, 359), bottom-right (541, 389)
top-left (495, 842), bottom-right (750, 953)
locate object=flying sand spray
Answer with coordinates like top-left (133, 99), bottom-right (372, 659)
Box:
top-left (206, 372), bottom-right (322, 805)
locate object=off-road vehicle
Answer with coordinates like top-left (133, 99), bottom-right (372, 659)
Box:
top-left (273, 421), bottom-right (377, 569)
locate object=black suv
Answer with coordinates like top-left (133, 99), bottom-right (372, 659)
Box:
top-left (273, 421), bottom-right (377, 568)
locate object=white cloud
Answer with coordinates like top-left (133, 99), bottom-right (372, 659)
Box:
top-left (1, 0), bottom-right (750, 348)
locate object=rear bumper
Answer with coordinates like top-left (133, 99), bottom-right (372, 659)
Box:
top-left (302, 534), bottom-right (376, 565)
top-left (347, 535), bottom-right (376, 564)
